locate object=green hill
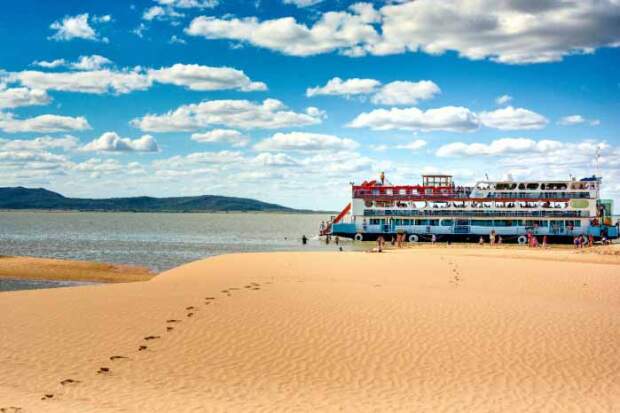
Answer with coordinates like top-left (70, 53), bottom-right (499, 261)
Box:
top-left (0, 187), bottom-right (296, 213)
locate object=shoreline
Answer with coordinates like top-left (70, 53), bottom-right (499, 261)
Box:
top-left (0, 256), bottom-right (155, 284)
top-left (2, 244), bottom-right (619, 285)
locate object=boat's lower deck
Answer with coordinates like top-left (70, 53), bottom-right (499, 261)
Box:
top-left (331, 221), bottom-right (619, 243)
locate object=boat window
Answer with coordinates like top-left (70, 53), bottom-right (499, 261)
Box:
top-left (399, 188), bottom-right (407, 195)
top-left (440, 219), bottom-right (453, 226)
top-left (471, 220), bottom-right (493, 226)
top-left (429, 220), bottom-right (439, 226)
top-left (526, 183), bottom-right (539, 190)
top-left (518, 183), bottom-right (525, 190)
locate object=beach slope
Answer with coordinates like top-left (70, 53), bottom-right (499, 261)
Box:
top-left (0, 248), bottom-right (618, 412)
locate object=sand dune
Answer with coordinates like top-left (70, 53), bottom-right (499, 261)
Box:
top-left (1, 248), bottom-right (619, 412)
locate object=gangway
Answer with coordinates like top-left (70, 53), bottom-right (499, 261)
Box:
top-left (320, 203), bottom-right (351, 236)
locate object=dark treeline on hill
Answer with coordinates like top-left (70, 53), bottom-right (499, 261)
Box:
top-left (0, 187), bottom-right (299, 213)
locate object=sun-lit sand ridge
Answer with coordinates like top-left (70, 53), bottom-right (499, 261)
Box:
top-left (1, 247), bottom-right (619, 412)
top-left (0, 256), bottom-right (153, 283)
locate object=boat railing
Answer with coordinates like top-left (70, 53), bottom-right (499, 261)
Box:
top-left (362, 210), bottom-right (587, 218)
top-left (353, 191), bottom-right (591, 200)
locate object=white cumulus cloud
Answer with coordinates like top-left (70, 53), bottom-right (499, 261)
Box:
top-left (11, 69), bottom-right (151, 95)
top-left (283, 0), bottom-right (324, 7)
top-left (436, 138), bottom-right (564, 157)
top-left (395, 139), bottom-right (427, 151)
top-left (0, 135), bottom-right (80, 151)
top-left (82, 132), bottom-right (160, 153)
top-left (185, 1), bottom-right (620, 64)
top-left (306, 77), bottom-right (380, 97)
top-left (479, 106), bottom-right (548, 130)
top-left (0, 113), bottom-right (91, 133)
top-left (147, 64), bottom-right (266, 91)
top-left (348, 106), bottom-right (480, 132)
top-left (254, 132), bottom-right (358, 152)
top-left (371, 80), bottom-right (440, 105)
top-left (49, 13), bottom-right (109, 42)
top-left (495, 94), bottom-right (513, 105)
top-left (132, 99), bottom-right (324, 132)
top-left (0, 87), bottom-right (51, 109)
top-left (191, 129), bottom-right (249, 147)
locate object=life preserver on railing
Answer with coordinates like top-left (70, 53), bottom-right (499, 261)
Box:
top-left (354, 233), bottom-right (364, 241)
top-left (408, 234), bottom-right (419, 243)
top-left (517, 235), bottom-right (527, 245)
top-left (365, 200), bottom-right (373, 208)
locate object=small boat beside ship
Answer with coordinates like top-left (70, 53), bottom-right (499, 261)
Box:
top-left (322, 173), bottom-right (619, 244)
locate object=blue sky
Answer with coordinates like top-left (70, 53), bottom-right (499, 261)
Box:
top-left (1, 0), bottom-right (619, 210)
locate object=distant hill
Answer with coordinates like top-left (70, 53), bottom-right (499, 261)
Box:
top-left (0, 187), bottom-right (297, 213)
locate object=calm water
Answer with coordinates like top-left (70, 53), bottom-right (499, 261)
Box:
top-left (0, 278), bottom-right (94, 292)
top-left (0, 211), bottom-right (344, 278)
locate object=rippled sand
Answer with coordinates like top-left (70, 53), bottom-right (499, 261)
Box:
top-left (1, 247), bottom-right (618, 412)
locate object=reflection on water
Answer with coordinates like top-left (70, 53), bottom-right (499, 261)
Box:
top-left (0, 211), bottom-right (346, 273)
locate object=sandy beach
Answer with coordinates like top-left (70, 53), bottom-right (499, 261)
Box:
top-left (0, 256), bottom-right (154, 283)
top-left (1, 246), bottom-right (619, 412)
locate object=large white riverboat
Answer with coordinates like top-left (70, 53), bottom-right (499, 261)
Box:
top-left (323, 173), bottom-right (618, 244)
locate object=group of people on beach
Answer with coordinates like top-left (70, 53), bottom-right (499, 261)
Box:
top-left (478, 230), bottom-right (503, 246)
top-left (373, 233), bottom-right (406, 252)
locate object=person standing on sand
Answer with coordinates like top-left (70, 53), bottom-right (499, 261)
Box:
top-left (376, 236), bottom-right (384, 252)
top-left (479, 236), bottom-right (484, 245)
top-left (431, 234), bottom-right (437, 244)
top-left (497, 235), bottom-right (502, 244)
top-left (542, 235), bottom-right (548, 248)
top-left (490, 230), bottom-right (496, 245)
top-left (588, 234), bottom-right (593, 247)
top-left (302, 235), bottom-right (308, 245)
top-left (335, 236), bottom-right (339, 245)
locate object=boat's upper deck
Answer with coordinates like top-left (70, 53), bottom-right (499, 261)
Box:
top-left (352, 175), bottom-right (600, 202)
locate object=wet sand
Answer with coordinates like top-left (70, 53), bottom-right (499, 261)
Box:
top-left (0, 247), bottom-right (618, 412)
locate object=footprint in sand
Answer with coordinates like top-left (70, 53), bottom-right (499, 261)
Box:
top-left (1, 407), bottom-right (23, 412)
top-left (167, 326), bottom-right (174, 332)
top-left (110, 356), bottom-right (129, 361)
top-left (60, 379), bottom-right (80, 385)
top-left (144, 335), bottom-right (160, 341)
top-left (205, 297), bottom-right (216, 300)
top-left (166, 319), bottom-right (181, 323)
top-left (187, 312), bottom-right (194, 317)
top-left (138, 345), bottom-right (148, 351)
top-left (41, 394), bottom-right (54, 400)
top-left (97, 367), bottom-right (110, 374)
top-left (186, 306), bottom-right (195, 311)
